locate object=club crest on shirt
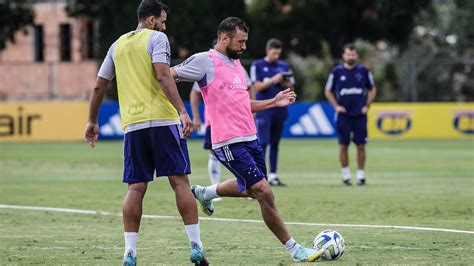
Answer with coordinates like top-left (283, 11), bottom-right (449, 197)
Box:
top-left (340, 75), bottom-right (346, 81)
top-left (355, 72), bottom-right (363, 82)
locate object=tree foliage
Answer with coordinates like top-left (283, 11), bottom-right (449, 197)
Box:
top-left (66, 0), bottom-right (246, 59)
top-left (66, 0), bottom-right (138, 58)
top-left (0, 0), bottom-right (34, 51)
top-left (64, 0), bottom-right (472, 101)
top-left (247, 0), bottom-right (431, 57)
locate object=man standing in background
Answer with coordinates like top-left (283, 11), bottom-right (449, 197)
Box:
top-left (250, 39), bottom-right (295, 186)
top-left (324, 43), bottom-right (377, 186)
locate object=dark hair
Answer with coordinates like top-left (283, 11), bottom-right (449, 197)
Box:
top-left (266, 38), bottom-right (282, 50)
top-left (217, 17), bottom-right (249, 38)
top-left (343, 43), bottom-right (358, 53)
top-left (137, 0), bottom-right (168, 21)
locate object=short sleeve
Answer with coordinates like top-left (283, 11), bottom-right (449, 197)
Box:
top-left (173, 52), bottom-right (212, 82)
top-left (325, 71), bottom-right (336, 91)
top-left (148, 32), bottom-right (171, 65)
top-left (250, 62), bottom-right (258, 82)
top-left (366, 70), bottom-right (375, 89)
top-left (97, 42), bottom-right (116, 81)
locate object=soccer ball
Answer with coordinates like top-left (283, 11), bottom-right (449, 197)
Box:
top-left (313, 230), bottom-right (345, 260)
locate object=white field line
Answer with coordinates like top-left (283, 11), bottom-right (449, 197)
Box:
top-left (7, 245), bottom-right (474, 251)
top-left (1, 204), bottom-right (473, 235)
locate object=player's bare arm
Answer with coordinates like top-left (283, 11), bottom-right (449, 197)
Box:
top-left (170, 67), bottom-right (178, 80)
top-left (362, 87), bottom-right (377, 114)
top-left (324, 89), bottom-right (346, 113)
top-left (153, 63), bottom-right (193, 137)
top-left (251, 88), bottom-right (296, 113)
top-left (189, 89), bottom-right (202, 130)
top-left (84, 77), bottom-right (110, 148)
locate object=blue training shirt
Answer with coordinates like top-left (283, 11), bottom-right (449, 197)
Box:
top-left (325, 64), bottom-right (375, 117)
top-left (250, 59), bottom-right (294, 100)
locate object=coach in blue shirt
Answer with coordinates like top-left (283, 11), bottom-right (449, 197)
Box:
top-left (324, 43), bottom-right (377, 186)
top-left (250, 39), bottom-right (295, 186)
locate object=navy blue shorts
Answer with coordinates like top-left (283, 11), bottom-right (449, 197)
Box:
top-left (213, 140), bottom-right (267, 192)
top-left (203, 126), bottom-right (212, 150)
top-left (336, 114), bottom-right (368, 145)
top-left (123, 125), bottom-right (191, 184)
top-left (256, 108), bottom-right (288, 145)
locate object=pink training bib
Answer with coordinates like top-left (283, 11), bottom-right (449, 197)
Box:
top-left (200, 51), bottom-right (256, 145)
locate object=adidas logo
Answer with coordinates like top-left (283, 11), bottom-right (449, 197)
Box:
top-left (229, 74), bottom-right (246, 90)
top-left (290, 104), bottom-right (335, 135)
top-left (100, 113), bottom-right (124, 136)
top-left (233, 74), bottom-right (242, 85)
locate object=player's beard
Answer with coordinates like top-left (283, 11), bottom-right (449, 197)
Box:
top-left (153, 22), bottom-right (163, 32)
top-left (226, 47), bottom-right (243, 60)
top-left (345, 59), bottom-right (356, 66)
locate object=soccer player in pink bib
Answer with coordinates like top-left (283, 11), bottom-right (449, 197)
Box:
top-left (171, 17), bottom-right (322, 262)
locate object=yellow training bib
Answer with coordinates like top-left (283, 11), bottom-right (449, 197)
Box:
top-left (113, 29), bottom-right (179, 129)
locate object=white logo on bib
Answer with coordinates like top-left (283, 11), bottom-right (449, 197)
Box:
top-left (233, 74), bottom-right (242, 85)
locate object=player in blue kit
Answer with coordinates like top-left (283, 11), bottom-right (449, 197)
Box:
top-left (324, 43), bottom-right (377, 186)
top-left (250, 39), bottom-right (295, 186)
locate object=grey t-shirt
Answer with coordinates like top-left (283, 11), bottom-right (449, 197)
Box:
top-left (174, 49), bottom-right (251, 89)
top-left (98, 29), bottom-right (171, 81)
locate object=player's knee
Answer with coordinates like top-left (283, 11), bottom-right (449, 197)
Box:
top-left (128, 182), bottom-right (147, 194)
top-left (250, 180), bottom-right (274, 202)
top-left (339, 145), bottom-right (349, 152)
top-left (168, 175), bottom-right (190, 190)
top-left (356, 144), bottom-right (365, 152)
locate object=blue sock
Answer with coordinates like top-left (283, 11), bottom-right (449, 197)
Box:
top-left (269, 143), bottom-right (279, 174)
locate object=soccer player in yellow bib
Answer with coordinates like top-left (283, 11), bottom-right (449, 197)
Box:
top-left (84, 1), bottom-right (208, 265)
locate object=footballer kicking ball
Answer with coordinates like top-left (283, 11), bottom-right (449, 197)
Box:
top-left (313, 230), bottom-right (345, 260)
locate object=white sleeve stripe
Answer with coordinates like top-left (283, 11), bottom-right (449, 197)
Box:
top-left (368, 71), bottom-right (375, 87)
top-left (250, 65), bottom-right (257, 82)
top-left (325, 73), bottom-right (334, 91)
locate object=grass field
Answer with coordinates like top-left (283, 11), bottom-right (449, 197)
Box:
top-left (0, 139), bottom-right (473, 265)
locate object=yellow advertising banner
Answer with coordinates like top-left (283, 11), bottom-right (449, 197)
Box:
top-left (0, 102), bottom-right (88, 142)
top-left (0, 102), bottom-right (472, 142)
top-left (368, 103), bottom-right (474, 139)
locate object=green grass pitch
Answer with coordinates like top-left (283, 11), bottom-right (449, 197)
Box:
top-left (0, 139), bottom-right (473, 264)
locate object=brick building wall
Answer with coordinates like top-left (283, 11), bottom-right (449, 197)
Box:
top-left (0, 0), bottom-right (97, 100)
